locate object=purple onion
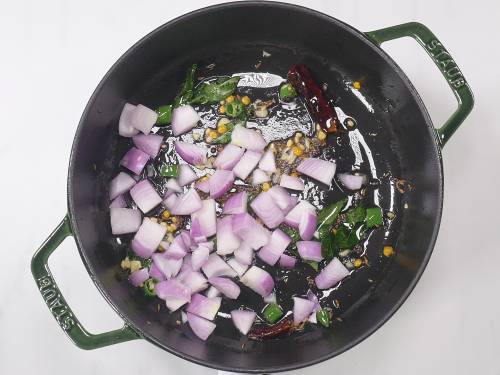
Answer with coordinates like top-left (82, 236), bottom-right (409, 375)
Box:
top-left (171, 188), bottom-right (202, 215)
top-left (297, 158), bottom-right (337, 186)
top-left (131, 218), bottom-right (166, 258)
top-left (130, 104), bottom-right (158, 134)
top-left (250, 191), bottom-right (284, 229)
top-left (337, 173), bottom-right (367, 190)
top-left (163, 193), bottom-right (178, 210)
top-left (297, 241), bottom-right (323, 262)
top-left (179, 271), bottom-right (208, 294)
top-left (109, 194), bottom-right (127, 208)
top-left (232, 150), bottom-right (262, 180)
top-left (186, 293), bottom-right (221, 320)
top-left (120, 147), bottom-right (150, 175)
top-left (191, 245), bottom-right (210, 271)
top-left (109, 172), bottom-right (136, 200)
top-left (315, 257), bottom-right (350, 289)
top-left (165, 178), bottom-right (182, 193)
top-left (165, 235), bottom-right (187, 259)
top-left (197, 241), bottom-right (214, 251)
top-left (258, 149), bottom-right (276, 173)
top-left (230, 309), bottom-right (256, 335)
top-left (240, 266), bottom-right (274, 297)
top-left (177, 164), bottom-right (198, 186)
top-left (152, 253), bottom-right (183, 279)
top-left (267, 186), bottom-right (295, 213)
top-left (279, 254), bottom-right (297, 269)
top-left (187, 312), bottom-right (216, 341)
top-left (214, 144), bottom-right (244, 170)
top-left (132, 134), bottom-right (163, 158)
top-left (202, 253), bottom-right (237, 278)
top-left (118, 103), bottom-right (139, 137)
top-left (234, 242), bottom-right (253, 265)
top-left (110, 208), bottom-right (141, 235)
top-left (209, 169), bottom-right (234, 199)
top-left (257, 229), bottom-right (291, 266)
top-left (130, 179), bottom-right (162, 213)
top-left (252, 168), bottom-right (270, 185)
top-left (299, 209), bottom-right (317, 240)
top-left (190, 199), bottom-right (216, 237)
top-left (226, 257), bottom-right (249, 277)
top-left (280, 174), bottom-right (305, 191)
top-left (171, 105), bottom-right (201, 136)
top-left (128, 268), bottom-right (149, 287)
top-left (231, 213), bottom-right (270, 250)
top-left (149, 262), bottom-right (166, 281)
top-left (208, 277), bottom-right (241, 299)
top-left (205, 286), bottom-right (221, 298)
top-left (230, 124), bottom-right (267, 151)
top-left (293, 297), bottom-right (315, 324)
top-left (175, 141), bottom-right (207, 166)
top-left (222, 191), bottom-right (247, 215)
top-left (216, 215), bottom-right (241, 255)
top-left (155, 279), bottom-right (191, 311)
top-left (195, 179), bottom-right (210, 193)
top-left (284, 201), bottom-right (316, 228)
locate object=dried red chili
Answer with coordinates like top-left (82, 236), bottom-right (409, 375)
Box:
top-left (248, 317), bottom-right (294, 339)
top-left (287, 64), bottom-right (340, 134)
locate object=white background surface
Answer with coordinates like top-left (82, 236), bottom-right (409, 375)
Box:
top-left (1, 0), bottom-right (499, 374)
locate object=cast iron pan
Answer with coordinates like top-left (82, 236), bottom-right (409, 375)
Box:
top-left (31, 2), bottom-right (473, 373)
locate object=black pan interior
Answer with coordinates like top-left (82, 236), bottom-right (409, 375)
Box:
top-left (67, 2), bottom-right (443, 372)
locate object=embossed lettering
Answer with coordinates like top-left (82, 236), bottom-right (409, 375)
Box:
top-left (425, 39), bottom-right (466, 88)
top-left (439, 59), bottom-right (454, 69)
top-left (41, 288), bottom-right (57, 301)
top-left (427, 39), bottom-right (441, 50)
top-left (446, 66), bottom-right (461, 78)
top-left (36, 274), bottom-right (75, 331)
top-left (451, 77), bottom-right (466, 88)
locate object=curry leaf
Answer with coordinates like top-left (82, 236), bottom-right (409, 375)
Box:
top-left (190, 76), bottom-right (241, 105)
top-left (317, 198), bottom-right (347, 238)
top-left (365, 207), bottom-right (383, 228)
top-left (173, 63), bottom-right (197, 107)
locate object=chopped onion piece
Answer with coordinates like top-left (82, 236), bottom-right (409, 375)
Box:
top-left (230, 124), bottom-right (267, 151)
top-left (171, 188), bottom-right (202, 215)
top-left (338, 173), bottom-right (367, 191)
top-left (209, 169), bottom-right (234, 199)
top-left (165, 235), bottom-right (187, 259)
top-left (190, 199), bottom-right (216, 237)
top-left (186, 293), bottom-right (221, 320)
top-left (165, 178), bottom-right (182, 193)
top-left (191, 245), bottom-right (210, 271)
top-left (209, 277), bottom-right (241, 299)
top-left (109, 172), bottom-right (136, 200)
top-left (130, 180), bottom-right (162, 213)
top-left (155, 279), bottom-right (191, 311)
top-left (297, 241), bottom-right (323, 262)
top-left (234, 242), bottom-right (253, 265)
top-left (226, 258), bottom-right (248, 277)
top-left (119, 103), bottom-right (139, 137)
top-left (231, 213), bottom-right (270, 250)
top-left (163, 193), bottom-right (178, 210)
top-left (205, 286), bottom-right (221, 298)
top-left (128, 268), bottom-right (149, 287)
top-left (299, 209), bottom-right (317, 240)
top-left (130, 104), bottom-right (158, 134)
top-left (279, 254), bottom-right (297, 269)
top-left (152, 253), bottom-right (183, 279)
top-left (252, 169), bottom-right (270, 185)
top-left (297, 158), bottom-right (336, 186)
top-left (175, 141), bottom-right (207, 166)
top-left (180, 230), bottom-right (192, 249)
top-left (284, 201), bottom-right (316, 228)
top-left (197, 241), bottom-right (214, 251)
top-left (132, 134), bottom-right (163, 158)
top-left (216, 216), bottom-right (241, 255)
top-left (171, 105), bottom-right (201, 136)
top-left (258, 229), bottom-right (291, 266)
top-left (110, 208), bottom-right (141, 235)
top-left (202, 253), bottom-right (237, 278)
top-left (250, 191), bottom-right (284, 229)
top-left (280, 174), bottom-right (305, 191)
top-left (131, 218), bottom-right (166, 258)
top-left (187, 312), bottom-right (216, 341)
top-left (293, 297), bottom-right (315, 324)
top-left (258, 149), bottom-right (276, 173)
top-left (177, 164), bottom-right (198, 186)
top-left (231, 310), bottom-right (256, 335)
top-left (109, 194), bottom-right (127, 208)
top-left (214, 144), bottom-right (244, 170)
top-left (195, 179), bottom-right (210, 193)
top-left (179, 271), bottom-right (208, 294)
top-left (120, 147), bottom-right (150, 175)
top-left (222, 191), bottom-right (247, 215)
top-left (240, 266), bottom-right (274, 297)
top-left (263, 292), bottom-right (276, 304)
top-left (315, 257), bottom-right (350, 289)
top-left (149, 262), bottom-right (166, 281)
top-left (267, 186), bottom-right (296, 213)
top-left (232, 150), bottom-right (262, 180)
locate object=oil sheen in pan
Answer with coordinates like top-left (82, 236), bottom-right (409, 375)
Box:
top-left (134, 71), bottom-right (392, 332)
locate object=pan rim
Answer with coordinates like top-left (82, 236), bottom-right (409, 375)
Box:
top-left (67, 1), bottom-right (444, 373)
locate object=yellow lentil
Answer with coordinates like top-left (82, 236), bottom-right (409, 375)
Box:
top-left (241, 96), bottom-right (251, 105)
top-left (262, 182), bottom-right (271, 191)
top-left (383, 246), bottom-right (394, 257)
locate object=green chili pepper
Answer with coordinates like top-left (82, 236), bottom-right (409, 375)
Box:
top-left (174, 63), bottom-right (197, 107)
top-left (279, 83), bottom-right (297, 101)
top-left (365, 207), bottom-right (383, 228)
top-left (305, 260), bottom-right (319, 271)
top-left (316, 309), bottom-right (331, 328)
top-left (317, 198), bottom-right (348, 238)
top-left (190, 76), bottom-right (241, 105)
top-left (212, 122), bottom-right (235, 144)
top-left (160, 164), bottom-right (179, 178)
top-left (263, 303), bottom-right (283, 324)
top-left (156, 104), bottom-right (173, 126)
top-left (143, 278), bottom-right (157, 297)
top-left (225, 100), bottom-right (244, 118)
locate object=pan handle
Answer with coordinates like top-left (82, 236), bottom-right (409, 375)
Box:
top-left (31, 215), bottom-right (140, 349)
top-left (365, 22), bottom-right (474, 147)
